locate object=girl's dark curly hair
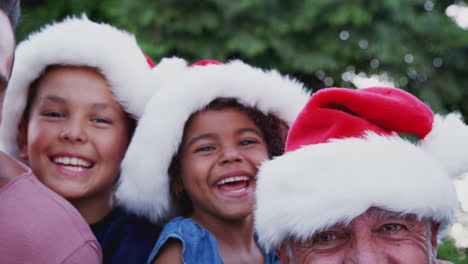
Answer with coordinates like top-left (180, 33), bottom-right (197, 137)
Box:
top-left (168, 98), bottom-right (288, 217)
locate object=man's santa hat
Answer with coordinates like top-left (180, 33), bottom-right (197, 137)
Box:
top-left (116, 59), bottom-right (311, 224)
top-left (0, 15), bottom-right (163, 158)
top-left (255, 87), bottom-right (468, 250)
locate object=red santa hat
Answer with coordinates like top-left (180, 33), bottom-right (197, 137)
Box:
top-left (0, 15), bottom-right (162, 158)
top-left (116, 59), bottom-right (311, 223)
top-left (254, 87), bottom-right (468, 250)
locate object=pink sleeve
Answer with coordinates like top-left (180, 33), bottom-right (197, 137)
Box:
top-left (61, 241), bottom-right (102, 264)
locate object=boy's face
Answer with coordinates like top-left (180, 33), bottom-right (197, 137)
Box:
top-left (0, 11), bottom-right (15, 122)
top-left (179, 107), bottom-right (268, 221)
top-left (19, 66), bottom-right (133, 203)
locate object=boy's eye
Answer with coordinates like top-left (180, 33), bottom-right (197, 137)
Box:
top-left (194, 145), bottom-right (216, 153)
top-left (42, 111), bottom-right (64, 118)
top-left (92, 117), bottom-right (112, 124)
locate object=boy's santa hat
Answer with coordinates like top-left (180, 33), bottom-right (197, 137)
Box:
top-left (116, 59), bottom-right (311, 224)
top-left (255, 87), bottom-right (468, 250)
top-left (0, 15), bottom-right (162, 158)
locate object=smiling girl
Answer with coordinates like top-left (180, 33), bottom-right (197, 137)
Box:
top-left (0, 16), bottom-right (163, 263)
top-left (117, 60), bottom-right (310, 263)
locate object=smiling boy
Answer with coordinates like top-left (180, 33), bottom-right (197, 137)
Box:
top-left (0, 15), bottom-right (162, 263)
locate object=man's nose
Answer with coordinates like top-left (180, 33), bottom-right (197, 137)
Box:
top-left (345, 237), bottom-right (385, 264)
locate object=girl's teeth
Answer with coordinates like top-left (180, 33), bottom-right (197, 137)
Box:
top-left (217, 176), bottom-right (250, 185)
top-left (229, 187), bottom-right (246, 193)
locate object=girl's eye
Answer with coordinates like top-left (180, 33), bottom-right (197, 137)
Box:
top-left (92, 117), bottom-right (112, 124)
top-left (240, 139), bottom-right (258, 146)
top-left (194, 145), bottom-right (216, 153)
top-left (42, 111), bottom-right (64, 118)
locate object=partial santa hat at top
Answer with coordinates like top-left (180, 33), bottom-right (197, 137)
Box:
top-left (0, 15), bottom-right (180, 157)
top-left (255, 87), bottom-right (468, 250)
top-left (116, 59), bottom-right (311, 224)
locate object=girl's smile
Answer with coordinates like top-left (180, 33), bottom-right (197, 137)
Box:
top-left (179, 107), bottom-right (269, 220)
top-left (214, 170), bottom-right (256, 198)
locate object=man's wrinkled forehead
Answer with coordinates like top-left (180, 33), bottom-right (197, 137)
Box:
top-left (364, 207), bottom-right (419, 222)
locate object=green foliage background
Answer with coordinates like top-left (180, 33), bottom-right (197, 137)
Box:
top-left (16, 0), bottom-right (468, 262)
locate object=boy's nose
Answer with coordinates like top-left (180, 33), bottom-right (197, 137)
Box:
top-left (59, 119), bottom-right (88, 143)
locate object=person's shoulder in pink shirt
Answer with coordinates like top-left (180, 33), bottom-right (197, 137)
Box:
top-left (0, 152), bottom-right (102, 264)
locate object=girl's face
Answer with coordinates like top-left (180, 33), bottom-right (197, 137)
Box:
top-left (18, 66), bottom-right (133, 203)
top-left (179, 107), bottom-right (269, 221)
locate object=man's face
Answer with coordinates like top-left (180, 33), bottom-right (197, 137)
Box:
top-left (278, 208), bottom-right (439, 264)
top-left (0, 11), bottom-right (15, 123)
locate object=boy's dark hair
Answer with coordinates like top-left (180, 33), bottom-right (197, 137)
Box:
top-left (168, 98), bottom-right (288, 217)
top-left (21, 65), bottom-right (137, 138)
top-left (0, 0), bottom-right (20, 29)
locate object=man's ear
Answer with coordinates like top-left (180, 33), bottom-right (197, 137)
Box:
top-left (17, 119), bottom-right (29, 160)
top-left (276, 247), bottom-right (292, 264)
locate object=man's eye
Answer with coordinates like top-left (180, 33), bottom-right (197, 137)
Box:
top-left (314, 232), bottom-right (338, 243)
top-left (43, 111), bottom-right (64, 118)
top-left (380, 223), bottom-right (406, 232)
top-left (308, 231), bottom-right (348, 251)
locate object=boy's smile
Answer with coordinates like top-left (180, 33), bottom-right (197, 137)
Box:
top-left (50, 153), bottom-right (94, 174)
top-left (18, 66), bottom-right (133, 207)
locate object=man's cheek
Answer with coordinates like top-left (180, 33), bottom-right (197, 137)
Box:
top-left (0, 90), bottom-right (4, 122)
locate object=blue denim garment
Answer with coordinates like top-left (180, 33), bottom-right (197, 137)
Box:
top-left (146, 216), bottom-right (280, 264)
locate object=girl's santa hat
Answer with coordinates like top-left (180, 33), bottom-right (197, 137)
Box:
top-left (0, 15), bottom-right (160, 158)
top-left (255, 87), bottom-right (468, 250)
top-left (116, 59), bottom-right (311, 224)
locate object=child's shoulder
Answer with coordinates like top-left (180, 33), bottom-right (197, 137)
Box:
top-left (149, 217), bottom-right (223, 264)
top-left (160, 216), bottom-right (210, 241)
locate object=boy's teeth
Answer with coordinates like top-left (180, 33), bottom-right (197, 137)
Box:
top-left (61, 165), bottom-right (85, 172)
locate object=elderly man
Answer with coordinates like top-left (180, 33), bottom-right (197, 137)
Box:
top-left (0, 1), bottom-right (101, 263)
top-left (255, 87), bottom-right (465, 263)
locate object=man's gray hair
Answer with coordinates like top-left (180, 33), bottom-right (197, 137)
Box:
top-left (0, 0), bottom-right (20, 29)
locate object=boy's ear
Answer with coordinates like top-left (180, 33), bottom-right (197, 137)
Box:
top-left (17, 119), bottom-right (29, 160)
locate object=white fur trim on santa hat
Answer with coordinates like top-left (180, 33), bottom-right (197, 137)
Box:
top-left (0, 15), bottom-right (153, 158)
top-left (255, 133), bottom-right (460, 250)
top-left (421, 113), bottom-right (468, 178)
top-left (116, 59), bottom-right (311, 223)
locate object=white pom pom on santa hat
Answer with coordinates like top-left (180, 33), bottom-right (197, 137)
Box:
top-left (422, 113), bottom-right (468, 179)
